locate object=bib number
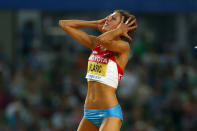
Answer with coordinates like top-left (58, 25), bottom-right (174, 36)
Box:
top-left (87, 62), bottom-right (107, 76)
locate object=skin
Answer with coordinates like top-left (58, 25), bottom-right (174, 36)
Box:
top-left (59, 11), bottom-right (137, 131)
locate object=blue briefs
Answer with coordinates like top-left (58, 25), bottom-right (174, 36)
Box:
top-left (84, 104), bottom-right (123, 127)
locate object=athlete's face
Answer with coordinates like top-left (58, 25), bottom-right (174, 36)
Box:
top-left (102, 12), bottom-right (121, 32)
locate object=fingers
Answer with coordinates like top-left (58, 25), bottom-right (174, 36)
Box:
top-left (125, 17), bottom-right (132, 24)
top-left (124, 33), bottom-right (133, 42)
top-left (128, 18), bottom-right (136, 26)
top-left (121, 16), bottom-right (124, 24)
top-left (101, 18), bottom-right (107, 23)
top-left (101, 18), bottom-right (106, 21)
top-left (128, 24), bottom-right (138, 30)
top-left (127, 36), bottom-right (133, 42)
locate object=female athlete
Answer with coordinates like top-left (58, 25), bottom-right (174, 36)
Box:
top-left (59, 10), bottom-right (137, 131)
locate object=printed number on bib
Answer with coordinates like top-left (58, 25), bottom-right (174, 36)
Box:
top-left (88, 62), bottom-right (107, 76)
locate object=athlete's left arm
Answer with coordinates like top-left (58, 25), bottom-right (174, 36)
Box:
top-left (97, 37), bottom-right (130, 53)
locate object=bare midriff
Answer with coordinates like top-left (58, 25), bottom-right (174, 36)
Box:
top-left (84, 81), bottom-right (119, 109)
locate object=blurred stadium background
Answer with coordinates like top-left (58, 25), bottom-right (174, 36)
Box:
top-left (0, 0), bottom-right (197, 131)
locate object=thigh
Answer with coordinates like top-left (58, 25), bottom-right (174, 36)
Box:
top-left (77, 117), bottom-right (99, 131)
top-left (99, 117), bottom-right (122, 131)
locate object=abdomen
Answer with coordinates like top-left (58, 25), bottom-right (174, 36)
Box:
top-left (84, 81), bottom-right (119, 109)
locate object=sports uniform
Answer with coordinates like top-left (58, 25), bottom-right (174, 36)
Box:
top-left (84, 45), bottom-right (124, 127)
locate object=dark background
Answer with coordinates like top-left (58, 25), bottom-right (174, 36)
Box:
top-left (0, 0), bottom-right (197, 130)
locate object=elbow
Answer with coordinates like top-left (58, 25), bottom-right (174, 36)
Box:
top-left (59, 20), bottom-right (73, 29)
top-left (59, 20), bottom-right (64, 27)
top-left (59, 20), bottom-right (69, 27)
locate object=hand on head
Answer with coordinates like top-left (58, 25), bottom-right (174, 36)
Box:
top-left (96, 18), bottom-right (107, 33)
top-left (117, 16), bottom-right (138, 42)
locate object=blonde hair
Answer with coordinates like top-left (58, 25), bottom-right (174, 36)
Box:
top-left (114, 10), bottom-right (137, 37)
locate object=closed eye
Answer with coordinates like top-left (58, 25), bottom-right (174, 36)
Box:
top-left (112, 16), bottom-right (116, 20)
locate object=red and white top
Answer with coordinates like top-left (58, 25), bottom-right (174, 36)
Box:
top-left (86, 45), bottom-right (124, 88)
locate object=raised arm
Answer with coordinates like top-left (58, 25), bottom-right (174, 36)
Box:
top-left (59, 19), bottom-right (106, 49)
top-left (96, 16), bottom-right (137, 53)
top-left (96, 28), bottom-right (130, 53)
top-left (59, 20), bottom-right (97, 28)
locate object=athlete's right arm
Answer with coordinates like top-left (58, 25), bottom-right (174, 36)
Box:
top-left (59, 20), bottom-right (98, 49)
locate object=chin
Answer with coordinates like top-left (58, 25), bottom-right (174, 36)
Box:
top-left (102, 27), bottom-right (110, 32)
top-left (102, 29), bottom-right (107, 33)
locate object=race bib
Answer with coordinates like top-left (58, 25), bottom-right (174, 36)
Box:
top-left (87, 61), bottom-right (107, 76)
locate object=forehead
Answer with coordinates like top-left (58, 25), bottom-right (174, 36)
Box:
top-left (109, 12), bottom-right (121, 18)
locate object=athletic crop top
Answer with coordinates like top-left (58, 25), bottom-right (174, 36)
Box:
top-left (85, 45), bottom-right (124, 88)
